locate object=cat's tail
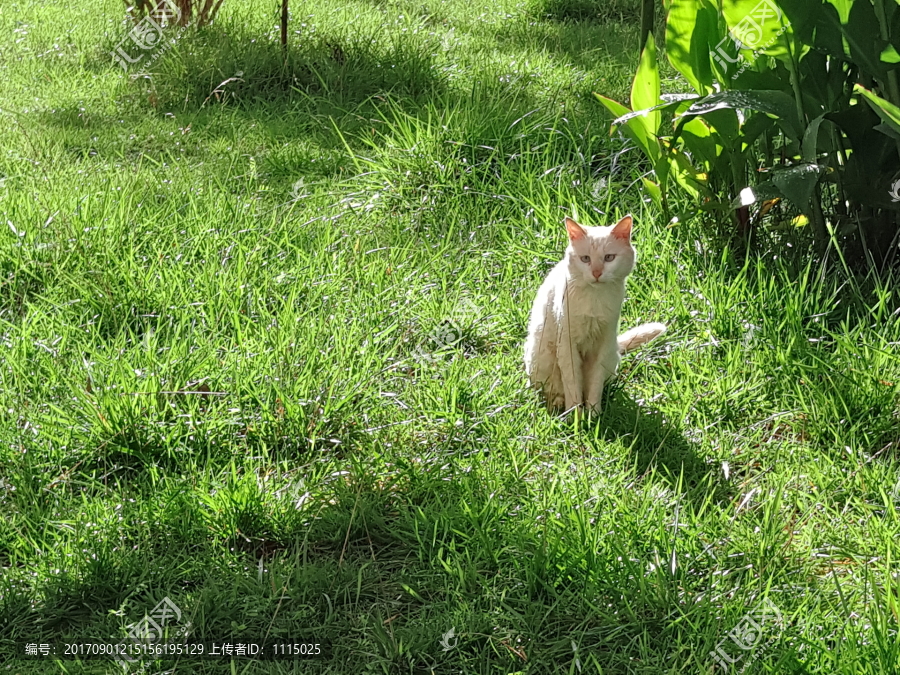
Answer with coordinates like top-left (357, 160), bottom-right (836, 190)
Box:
top-left (618, 322), bottom-right (667, 354)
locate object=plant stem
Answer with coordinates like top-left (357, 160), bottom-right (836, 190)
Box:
top-left (640, 0), bottom-right (656, 53)
top-left (782, 30), bottom-right (829, 247)
top-left (782, 32), bottom-right (806, 126)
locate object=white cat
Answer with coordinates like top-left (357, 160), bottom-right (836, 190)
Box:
top-left (524, 214), bottom-right (665, 412)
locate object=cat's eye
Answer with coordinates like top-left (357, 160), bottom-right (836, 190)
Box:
top-left (580, 255), bottom-right (591, 263)
top-left (604, 254), bottom-right (616, 262)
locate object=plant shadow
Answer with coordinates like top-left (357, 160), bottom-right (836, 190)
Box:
top-left (36, 21), bottom-right (590, 194)
top-left (93, 19), bottom-right (451, 110)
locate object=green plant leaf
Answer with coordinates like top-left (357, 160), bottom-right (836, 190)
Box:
top-left (594, 93), bottom-right (631, 119)
top-left (825, 0), bottom-right (888, 79)
top-left (595, 93), bottom-right (659, 162)
top-left (655, 151), bottom-right (673, 194)
top-left (784, 0), bottom-right (888, 79)
top-left (826, 0), bottom-right (851, 23)
top-left (797, 48), bottom-right (845, 113)
top-left (682, 89), bottom-right (802, 142)
top-left (722, 0), bottom-right (793, 61)
top-left (666, 0), bottom-right (718, 94)
top-left (698, 108), bottom-right (741, 147)
top-left (680, 117), bottom-right (720, 166)
top-left (874, 122), bottom-right (900, 142)
top-left (631, 33), bottom-right (661, 136)
top-left (854, 83), bottom-right (900, 139)
top-left (641, 177), bottom-right (663, 206)
top-left (594, 93), bottom-right (631, 120)
top-left (778, 0), bottom-right (844, 61)
top-left (882, 44), bottom-right (900, 64)
top-left (801, 114), bottom-right (827, 162)
top-left (771, 163), bottom-right (825, 209)
top-left (612, 96), bottom-right (699, 126)
top-left (739, 112), bottom-right (777, 148)
top-left (669, 149), bottom-right (706, 199)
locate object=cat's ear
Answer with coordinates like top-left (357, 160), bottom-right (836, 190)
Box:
top-left (564, 217), bottom-right (586, 241)
top-left (611, 215), bottom-right (633, 241)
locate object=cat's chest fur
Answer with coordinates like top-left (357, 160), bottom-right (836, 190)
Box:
top-left (561, 281), bottom-right (624, 348)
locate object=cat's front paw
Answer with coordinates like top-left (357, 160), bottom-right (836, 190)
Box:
top-left (550, 394), bottom-right (565, 409)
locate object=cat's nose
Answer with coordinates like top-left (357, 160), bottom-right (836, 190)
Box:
top-left (592, 269), bottom-right (602, 280)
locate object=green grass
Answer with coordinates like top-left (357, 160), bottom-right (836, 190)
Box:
top-left (1, 0), bottom-right (900, 673)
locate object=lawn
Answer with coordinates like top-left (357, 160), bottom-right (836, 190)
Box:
top-left (1, 0), bottom-right (900, 673)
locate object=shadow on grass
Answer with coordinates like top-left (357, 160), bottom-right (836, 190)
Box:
top-left (33, 31), bottom-right (576, 192)
top-left (0, 431), bottom-right (739, 673)
top-left (94, 21), bottom-right (450, 110)
top-left (40, 7), bottom-right (631, 143)
top-left (589, 386), bottom-right (731, 502)
top-left (29, 19), bottom-right (453, 171)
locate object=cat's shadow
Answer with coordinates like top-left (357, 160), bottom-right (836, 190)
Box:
top-left (572, 388), bottom-right (732, 504)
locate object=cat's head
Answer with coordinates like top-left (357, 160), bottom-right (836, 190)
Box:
top-left (563, 215), bottom-right (636, 285)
